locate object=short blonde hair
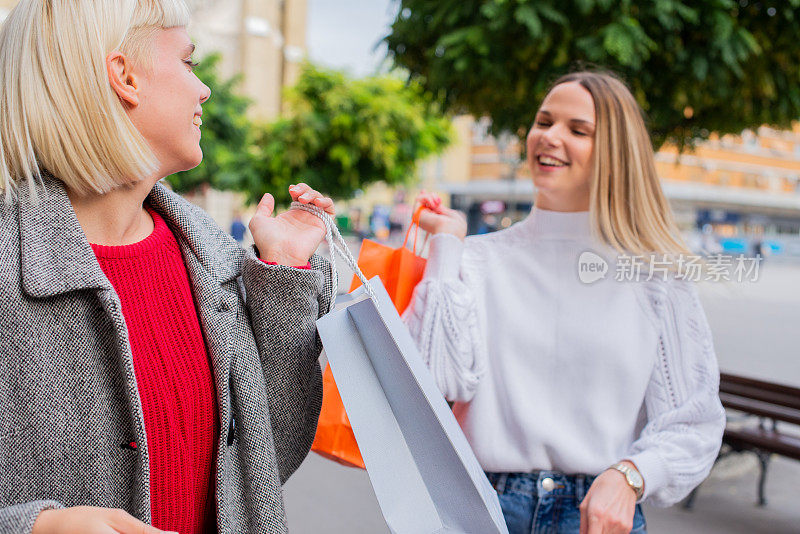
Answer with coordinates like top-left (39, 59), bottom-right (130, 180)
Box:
top-left (0, 0), bottom-right (190, 200)
top-left (548, 71), bottom-right (692, 260)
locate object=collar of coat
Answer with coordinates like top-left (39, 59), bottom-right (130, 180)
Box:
top-left (18, 177), bottom-right (244, 298)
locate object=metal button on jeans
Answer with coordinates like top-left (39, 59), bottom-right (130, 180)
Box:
top-left (541, 477), bottom-right (555, 492)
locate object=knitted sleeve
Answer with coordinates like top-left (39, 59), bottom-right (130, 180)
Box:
top-left (627, 278), bottom-right (726, 507)
top-left (0, 501), bottom-right (62, 534)
top-left (403, 234), bottom-right (486, 403)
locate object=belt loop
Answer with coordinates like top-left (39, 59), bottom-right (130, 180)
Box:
top-left (575, 474), bottom-right (586, 501)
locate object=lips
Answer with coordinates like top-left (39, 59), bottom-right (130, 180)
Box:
top-left (537, 154), bottom-right (568, 167)
top-left (192, 115), bottom-right (203, 127)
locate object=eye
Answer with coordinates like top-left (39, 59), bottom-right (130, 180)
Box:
top-left (183, 59), bottom-right (199, 70)
top-left (535, 120), bottom-right (551, 128)
top-left (572, 130), bottom-right (588, 136)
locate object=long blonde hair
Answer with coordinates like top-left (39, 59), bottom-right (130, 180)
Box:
top-left (549, 71), bottom-right (691, 259)
top-left (0, 0), bottom-right (190, 201)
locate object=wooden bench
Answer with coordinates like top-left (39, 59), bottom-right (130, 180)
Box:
top-left (684, 372), bottom-right (800, 508)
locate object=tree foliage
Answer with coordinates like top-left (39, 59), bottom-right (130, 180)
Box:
top-left (385, 0), bottom-right (800, 148)
top-left (168, 59), bottom-right (451, 205)
top-left (237, 63), bottom-right (453, 205)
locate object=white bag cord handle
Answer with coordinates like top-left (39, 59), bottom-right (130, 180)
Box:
top-left (290, 201), bottom-right (376, 306)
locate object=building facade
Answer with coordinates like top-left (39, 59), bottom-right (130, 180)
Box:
top-left (188, 0), bottom-right (307, 120)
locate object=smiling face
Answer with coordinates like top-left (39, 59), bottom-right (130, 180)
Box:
top-left (126, 27), bottom-right (210, 177)
top-left (526, 81), bottom-right (596, 211)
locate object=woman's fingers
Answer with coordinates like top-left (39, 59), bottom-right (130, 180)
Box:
top-left (313, 196), bottom-right (336, 215)
top-left (288, 184), bottom-right (335, 216)
top-left (415, 191), bottom-right (444, 213)
top-left (107, 507), bottom-right (173, 534)
top-left (296, 188), bottom-right (318, 204)
top-left (288, 184), bottom-right (306, 202)
top-left (290, 183), bottom-right (316, 202)
top-left (579, 502), bottom-right (588, 534)
top-left (255, 193), bottom-right (275, 218)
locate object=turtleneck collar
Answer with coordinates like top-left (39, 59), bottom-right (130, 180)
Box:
top-left (521, 205), bottom-right (592, 240)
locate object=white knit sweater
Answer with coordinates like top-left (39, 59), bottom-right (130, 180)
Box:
top-left (403, 207), bottom-right (726, 507)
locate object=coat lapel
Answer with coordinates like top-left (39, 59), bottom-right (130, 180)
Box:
top-left (146, 182), bottom-right (243, 285)
top-left (146, 182), bottom-right (245, 442)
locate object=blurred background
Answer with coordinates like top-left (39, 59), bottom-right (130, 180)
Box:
top-left (2, 0), bottom-right (798, 531)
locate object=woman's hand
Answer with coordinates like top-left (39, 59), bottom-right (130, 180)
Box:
top-left (579, 462), bottom-right (638, 534)
top-left (249, 183), bottom-right (335, 266)
top-left (33, 507), bottom-right (174, 534)
top-left (415, 191), bottom-right (467, 241)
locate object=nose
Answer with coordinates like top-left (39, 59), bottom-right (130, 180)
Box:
top-left (200, 81), bottom-right (211, 104)
top-left (539, 123), bottom-right (564, 147)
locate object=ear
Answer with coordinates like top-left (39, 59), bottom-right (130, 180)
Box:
top-left (106, 51), bottom-right (139, 107)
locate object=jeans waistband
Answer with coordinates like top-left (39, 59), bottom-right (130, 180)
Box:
top-left (486, 471), bottom-right (598, 502)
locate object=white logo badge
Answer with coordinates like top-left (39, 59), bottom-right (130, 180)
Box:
top-left (578, 251), bottom-right (608, 284)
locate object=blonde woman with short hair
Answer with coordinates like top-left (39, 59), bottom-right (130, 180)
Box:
top-left (407, 71), bottom-right (726, 534)
top-left (0, 1), bottom-right (334, 532)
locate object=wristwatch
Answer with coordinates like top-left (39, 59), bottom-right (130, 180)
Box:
top-left (608, 462), bottom-right (644, 500)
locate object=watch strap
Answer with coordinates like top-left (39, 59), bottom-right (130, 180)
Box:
top-left (609, 462), bottom-right (644, 500)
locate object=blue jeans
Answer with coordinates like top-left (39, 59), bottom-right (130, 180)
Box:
top-left (487, 471), bottom-right (647, 534)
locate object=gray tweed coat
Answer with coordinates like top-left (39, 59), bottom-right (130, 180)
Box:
top-left (0, 178), bottom-right (332, 533)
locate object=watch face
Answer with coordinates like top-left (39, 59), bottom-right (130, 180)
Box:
top-left (628, 469), bottom-right (643, 488)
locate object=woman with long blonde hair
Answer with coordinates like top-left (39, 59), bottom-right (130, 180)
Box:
top-left (407, 71), bottom-right (725, 534)
top-left (0, 1), bottom-right (333, 532)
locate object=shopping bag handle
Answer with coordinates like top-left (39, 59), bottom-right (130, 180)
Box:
top-left (403, 205), bottom-right (430, 255)
top-left (289, 202), bottom-right (376, 306)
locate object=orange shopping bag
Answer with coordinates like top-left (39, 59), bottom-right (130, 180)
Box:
top-left (311, 206), bottom-right (429, 468)
top-left (311, 365), bottom-right (367, 468)
top-left (348, 205), bottom-right (428, 313)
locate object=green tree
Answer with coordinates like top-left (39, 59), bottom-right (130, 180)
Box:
top-left (166, 53), bottom-right (258, 194)
top-left (385, 0), bottom-right (800, 148)
top-left (235, 63), bottom-right (452, 205)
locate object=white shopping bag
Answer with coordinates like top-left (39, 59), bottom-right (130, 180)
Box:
top-left (318, 279), bottom-right (508, 534)
top-left (292, 202), bottom-right (508, 534)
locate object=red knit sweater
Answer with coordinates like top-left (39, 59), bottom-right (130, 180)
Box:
top-left (91, 207), bottom-right (218, 533)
